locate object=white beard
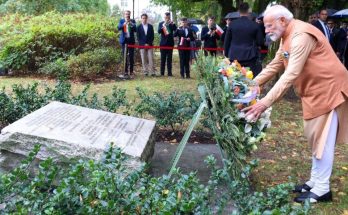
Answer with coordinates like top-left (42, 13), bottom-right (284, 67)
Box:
top-left (269, 22), bottom-right (285, 42)
top-left (269, 33), bottom-right (280, 41)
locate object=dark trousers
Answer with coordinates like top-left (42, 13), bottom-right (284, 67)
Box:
top-left (160, 49), bottom-right (173, 76)
top-left (204, 50), bottom-right (217, 57)
top-left (122, 43), bottom-right (134, 75)
top-left (239, 58), bottom-right (262, 77)
top-left (179, 50), bottom-right (191, 78)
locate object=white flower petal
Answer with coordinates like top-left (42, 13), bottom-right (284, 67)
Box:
top-left (245, 123), bottom-right (252, 133)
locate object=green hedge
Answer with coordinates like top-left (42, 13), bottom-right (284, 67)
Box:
top-left (0, 145), bottom-right (310, 214)
top-left (39, 48), bottom-right (121, 79)
top-left (0, 12), bottom-right (120, 72)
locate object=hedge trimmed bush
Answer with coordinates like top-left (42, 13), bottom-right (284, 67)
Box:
top-left (67, 48), bottom-right (121, 79)
top-left (39, 48), bottom-right (121, 79)
top-left (0, 145), bottom-right (311, 214)
top-left (0, 12), bottom-right (120, 72)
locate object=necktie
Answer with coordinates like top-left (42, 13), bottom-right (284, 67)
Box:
top-left (325, 25), bottom-right (330, 40)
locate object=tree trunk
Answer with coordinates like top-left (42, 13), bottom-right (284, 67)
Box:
top-left (217, 0), bottom-right (236, 25)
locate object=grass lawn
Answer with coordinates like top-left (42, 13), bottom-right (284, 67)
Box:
top-left (0, 55), bottom-right (347, 214)
top-left (253, 100), bottom-right (348, 214)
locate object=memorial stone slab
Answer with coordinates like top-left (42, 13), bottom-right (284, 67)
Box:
top-left (0, 101), bottom-right (156, 172)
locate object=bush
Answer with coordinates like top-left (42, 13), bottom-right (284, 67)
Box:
top-left (0, 0), bottom-right (110, 15)
top-left (0, 12), bottom-right (119, 72)
top-left (0, 145), bottom-right (310, 214)
top-left (0, 76), bottom-right (129, 125)
top-left (66, 48), bottom-right (121, 79)
top-left (39, 48), bottom-right (121, 79)
top-left (135, 87), bottom-right (200, 132)
top-left (38, 58), bottom-right (68, 77)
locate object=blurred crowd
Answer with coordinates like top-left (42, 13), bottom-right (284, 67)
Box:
top-left (117, 4), bottom-right (348, 80)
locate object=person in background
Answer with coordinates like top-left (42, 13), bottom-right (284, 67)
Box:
top-left (244, 5), bottom-right (348, 204)
top-left (256, 17), bottom-right (268, 61)
top-left (137, 13), bottom-right (156, 76)
top-left (201, 16), bottom-right (220, 56)
top-left (313, 9), bottom-right (331, 42)
top-left (221, 18), bottom-right (232, 44)
top-left (117, 10), bottom-right (136, 79)
top-left (327, 19), bottom-right (340, 52)
top-left (336, 21), bottom-right (348, 64)
top-left (174, 17), bottom-right (195, 79)
top-left (188, 22), bottom-right (198, 64)
top-left (158, 12), bottom-right (177, 77)
top-left (224, 2), bottom-right (264, 76)
top-left (308, 14), bottom-right (318, 24)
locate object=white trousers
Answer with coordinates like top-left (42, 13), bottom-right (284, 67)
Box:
top-left (309, 110), bottom-right (338, 194)
top-left (140, 48), bottom-right (155, 74)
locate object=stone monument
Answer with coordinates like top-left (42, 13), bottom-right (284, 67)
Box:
top-left (0, 101), bottom-right (156, 172)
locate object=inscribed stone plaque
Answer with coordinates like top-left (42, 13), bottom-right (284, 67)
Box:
top-left (0, 101), bottom-right (156, 172)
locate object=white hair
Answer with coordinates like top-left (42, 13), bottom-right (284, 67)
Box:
top-left (263, 5), bottom-right (294, 21)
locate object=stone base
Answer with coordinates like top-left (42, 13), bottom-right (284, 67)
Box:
top-left (0, 128), bottom-right (157, 173)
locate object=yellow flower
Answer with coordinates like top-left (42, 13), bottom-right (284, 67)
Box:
top-left (162, 189), bottom-right (169, 195)
top-left (250, 99), bottom-right (257, 105)
top-left (226, 67), bottom-right (233, 77)
top-left (246, 70), bottom-right (253, 79)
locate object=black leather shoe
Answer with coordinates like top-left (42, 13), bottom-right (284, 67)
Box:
top-left (294, 191), bottom-right (332, 203)
top-left (292, 183), bottom-right (312, 193)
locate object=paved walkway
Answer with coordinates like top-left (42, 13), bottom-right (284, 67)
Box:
top-left (149, 142), bottom-right (235, 214)
top-left (149, 142), bottom-right (223, 182)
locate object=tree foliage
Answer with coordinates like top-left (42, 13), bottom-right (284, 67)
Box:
top-left (0, 0), bottom-right (110, 15)
top-left (153, 0), bottom-right (348, 25)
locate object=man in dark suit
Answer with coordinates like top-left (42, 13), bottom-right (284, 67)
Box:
top-left (224, 2), bottom-right (264, 76)
top-left (327, 19), bottom-right (341, 55)
top-left (221, 18), bottom-right (232, 44)
top-left (158, 12), bottom-right (177, 76)
top-left (117, 10), bottom-right (136, 79)
top-left (312, 9), bottom-right (331, 43)
top-left (201, 16), bottom-right (220, 56)
top-left (137, 13), bottom-right (156, 76)
top-left (174, 18), bottom-right (195, 78)
top-left (335, 21), bottom-right (347, 63)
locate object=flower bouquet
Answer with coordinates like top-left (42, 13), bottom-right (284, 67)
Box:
top-left (194, 56), bottom-right (271, 179)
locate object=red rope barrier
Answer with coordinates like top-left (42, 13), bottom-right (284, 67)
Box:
top-left (126, 44), bottom-right (268, 53)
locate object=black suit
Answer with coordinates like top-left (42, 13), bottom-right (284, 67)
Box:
top-left (224, 16), bottom-right (263, 76)
top-left (137, 24), bottom-right (154, 46)
top-left (221, 25), bottom-right (228, 44)
top-left (158, 21), bottom-right (177, 76)
top-left (201, 26), bottom-right (220, 56)
top-left (313, 20), bottom-right (328, 38)
top-left (334, 28), bottom-right (347, 61)
top-left (174, 27), bottom-right (195, 78)
top-left (312, 20), bottom-right (336, 49)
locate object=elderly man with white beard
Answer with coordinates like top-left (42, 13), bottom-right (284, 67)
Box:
top-left (243, 5), bottom-right (348, 203)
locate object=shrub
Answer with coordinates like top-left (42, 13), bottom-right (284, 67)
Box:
top-left (66, 48), bottom-right (121, 79)
top-left (103, 86), bottom-right (130, 114)
top-left (0, 145), bottom-right (310, 214)
top-left (0, 0), bottom-right (109, 15)
top-left (134, 87), bottom-right (200, 132)
top-left (38, 58), bottom-right (68, 77)
top-left (0, 77), bottom-right (129, 126)
top-left (0, 12), bottom-right (119, 72)
top-left (38, 48), bottom-right (121, 80)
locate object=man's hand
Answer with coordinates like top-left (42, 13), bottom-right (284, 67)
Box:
top-left (241, 101), bottom-right (268, 122)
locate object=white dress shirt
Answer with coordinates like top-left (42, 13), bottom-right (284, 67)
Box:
top-left (142, 23), bottom-right (148, 35)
